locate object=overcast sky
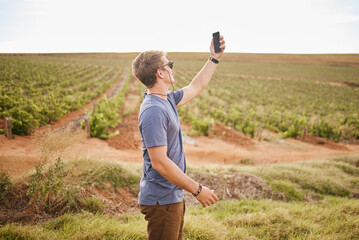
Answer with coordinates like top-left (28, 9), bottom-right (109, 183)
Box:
top-left (1, 0), bottom-right (359, 53)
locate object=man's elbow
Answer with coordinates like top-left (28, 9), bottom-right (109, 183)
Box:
top-left (151, 157), bottom-right (166, 172)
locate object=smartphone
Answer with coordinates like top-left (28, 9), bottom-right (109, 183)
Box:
top-left (212, 31), bottom-right (221, 53)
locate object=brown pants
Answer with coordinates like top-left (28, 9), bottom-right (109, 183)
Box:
top-left (140, 200), bottom-right (185, 240)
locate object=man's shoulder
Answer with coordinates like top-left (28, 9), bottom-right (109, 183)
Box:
top-left (139, 103), bottom-right (168, 121)
top-left (168, 90), bottom-right (184, 105)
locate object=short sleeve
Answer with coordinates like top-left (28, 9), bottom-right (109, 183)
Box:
top-left (169, 89), bottom-right (184, 105)
top-left (139, 107), bottom-right (168, 148)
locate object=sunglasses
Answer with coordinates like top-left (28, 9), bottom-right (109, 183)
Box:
top-left (162, 60), bottom-right (174, 69)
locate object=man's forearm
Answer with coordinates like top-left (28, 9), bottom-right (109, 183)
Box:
top-left (190, 59), bottom-right (218, 94)
top-left (152, 157), bottom-right (198, 194)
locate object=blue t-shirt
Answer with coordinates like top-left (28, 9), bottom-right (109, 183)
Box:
top-left (138, 90), bottom-right (185, 205)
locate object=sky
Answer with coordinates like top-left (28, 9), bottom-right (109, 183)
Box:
top-left (0, 0), bottom-right (359, 53)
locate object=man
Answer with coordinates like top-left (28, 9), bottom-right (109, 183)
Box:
top-left (132, 35), bottom-right (226, 240)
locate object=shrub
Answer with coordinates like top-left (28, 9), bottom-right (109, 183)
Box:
top-left (7, 107), bottom-right (38, 135)
top-left (238, 158), bottom-right (254, 165)
top-left (84, 165), bottom-right (140, 194)
top-left (311, 118), bottom-right (335, 139)
top-left (281, 115), bottom-right (307, 138)
top-left (81, 197), bottom-right (105, 214)
top-left (0, 171), bottom-right (12, 201)
top-left (237, 117), bottom-right (258, 137)
top-left (190, 115), bottom-right (210, 136)
top-left (83, 97), bottom-right (120, 139)
top-left (27, 158), bottom-right (79, 214)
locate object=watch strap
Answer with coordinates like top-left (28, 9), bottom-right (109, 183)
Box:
top-left (209, 56), bottom-right (219, 64)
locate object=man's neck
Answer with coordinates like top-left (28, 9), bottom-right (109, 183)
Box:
top-left (147, 85), bottom-right (169, 100)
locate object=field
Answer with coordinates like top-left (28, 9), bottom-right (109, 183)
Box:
top-left (1, 153), bottom-right (359, 239)
top-left (1, 52), bottom-right (359, 239)
top-left (1, 53), bottom-right (359, 139)
top-left (171, 53), bottom-right (359, 140)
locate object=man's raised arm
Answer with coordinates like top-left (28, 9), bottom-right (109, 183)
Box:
top-left (177, 35), bottom-right (226, 107)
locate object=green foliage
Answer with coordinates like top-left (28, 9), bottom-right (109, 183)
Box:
top-left (83, 69), bottom-right (131, 139)
top-left (0, 171), bottom-right (12, 201)
top-left (81, 197), bottom-right (105, 214)
top-left (311, 118), bottom-right (336, 139)
top-left (281, 114), bottom-right (308, 138)
top-left (269, 180), bottom-right (305, 201)
top-left (0, 57), bottom-right (122, 135)
top-left (238, 158), bottom-right (254, 165)
top-left (340, 113), bottom-right (359, 139)
top-left (83, 164), bottom-right (140, 194)
top-left (246, 157), bottom-right (359, 197)
top-left (2, 54), bottom-right (358, 140)
top-left (174, 58), bottom-right (359, 140)
top-left (22, 157), bottom-right (141, 216)
top-left (190, 115), bottom-right (210, 136)
top-left (27, 158), bottom-right (81, 214)
top-left (84, 97), bottom-right (121, 139)
top-left (237, 114), bottom-right (258, 137)
top-left (7, 107), bottom-right (38, 135)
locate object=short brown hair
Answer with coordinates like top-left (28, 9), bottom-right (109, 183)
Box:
top-left (132, 50), bottom-right (166, 88)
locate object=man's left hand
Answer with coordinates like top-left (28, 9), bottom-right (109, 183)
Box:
top-left (210, 35), bottom-right (226, 60)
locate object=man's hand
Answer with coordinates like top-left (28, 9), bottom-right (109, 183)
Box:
top-left (210, 35), bottom-right (226, 60)
top-left (195, 185), bottom-right (219, 207)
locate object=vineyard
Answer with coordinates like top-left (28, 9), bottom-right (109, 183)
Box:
top-left (0, 54), bottom-right (132, 136)
top-left (0, 53), bottom-right (359, 142)
top-left (171, 54), bottom-right (359, 141)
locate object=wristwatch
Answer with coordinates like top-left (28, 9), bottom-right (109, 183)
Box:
top-left (209, 56), bottom-right (219, 64)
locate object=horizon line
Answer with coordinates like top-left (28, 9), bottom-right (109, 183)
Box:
top-left (1, 51), bottom-right (359, 55)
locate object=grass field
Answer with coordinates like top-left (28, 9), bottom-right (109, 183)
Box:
top-left (0, 154), bottom-right (358, 239)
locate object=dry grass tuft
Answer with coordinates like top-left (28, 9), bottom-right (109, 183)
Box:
top-left (34, 125), bottom-right (87, 164)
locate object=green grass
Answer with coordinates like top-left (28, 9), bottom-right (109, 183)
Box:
top-left (268, 180), bottom-right (305, 201)
top-left (1, 155), bottom-right (359, 239)
top-left (0, 212), bottom-right (147, 240)
top-left (186, 198), bottom-right (359, 240)
top-left (1, 197), bottom-right (358, 240)
top-left (189, 155), bottom-right (359, 199)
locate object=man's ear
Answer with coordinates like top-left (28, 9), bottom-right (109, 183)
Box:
top-left (156, 68), bottom-right (164, 79)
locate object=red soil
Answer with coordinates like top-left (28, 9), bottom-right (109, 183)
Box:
top-left (107, 114), bottom-right (142, 151)
top-left (2, 112), bottom-right (359, 178)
